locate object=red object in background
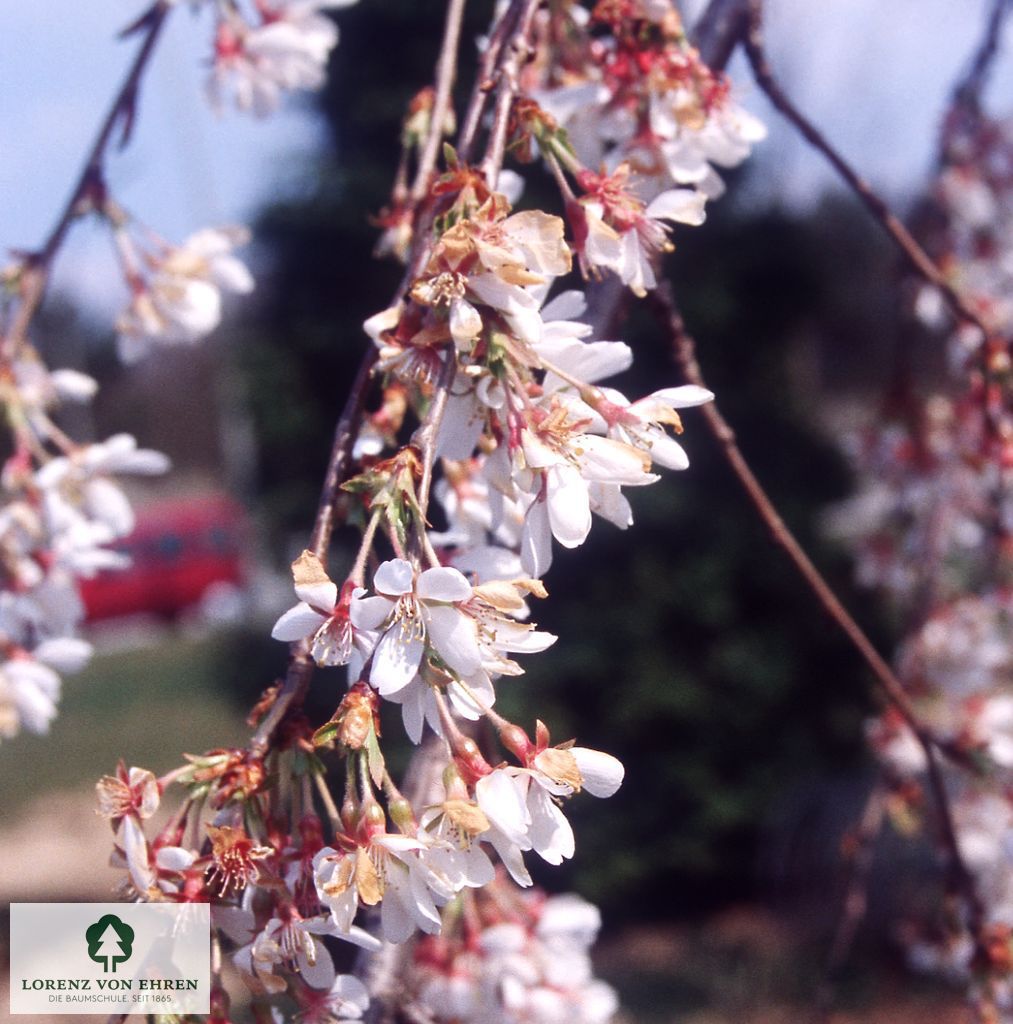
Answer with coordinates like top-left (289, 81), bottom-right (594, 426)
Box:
top-left (79, 494), bottom-right (246, 621)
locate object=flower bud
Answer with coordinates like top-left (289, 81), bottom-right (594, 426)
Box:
top-left (499, 723), bottom-right (532, 762)
top-left (389, 797), bottom-right (416, 832)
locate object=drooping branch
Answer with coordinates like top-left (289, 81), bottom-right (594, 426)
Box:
top-left (3, 0), bottom-right (172, 359)
top-left (949, 0), bottom-right (1013, 117)
top-left (742, 0), bottom-right (995, 344)
top-left (248, 345), bottom-right (378, 758)
top-left (251, 0), bottom-right (545, 759)
top-left (648, 282), bottom-right (989, 971)
top-left (691, 0), bottom-right (749, 69)
top-left (409, 0), bottom-right (468, 206)
top-left (457, 0), bottom-right (525, 162)
top-left (478, 0), bottom-right (543, 188)
top-left (815, 781), bottom-right (887, 1021)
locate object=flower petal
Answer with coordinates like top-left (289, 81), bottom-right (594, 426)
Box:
top-left (417, 566), bottom-right (472, 603)
top-left (572, 747), bottom-right (625, 797)
top-left (272, 603), bottom-right (328, 642)
top-left (373, 558), bottom-right (415, 597)
top-left (370, 630), bottom-right (424, 696)
top-left (426, 605), bottom-right (483, 677)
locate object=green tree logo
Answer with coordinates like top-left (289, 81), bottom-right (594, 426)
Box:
top-left (85, 914), bottom-right (134, 973)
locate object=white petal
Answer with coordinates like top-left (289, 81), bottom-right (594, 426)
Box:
top-left (50, 369), bottom-right (98, 402)
top-left (486, 828), bottom-right (532, 887)
top-left (540, 289), bottom-right (587, 321)
top-left (329, 974), bottom-right (370, 1015)
top-left (476, 770), bottom-right (530, 844)
top-left (379, 869), bottom-right (416, 944)
top-left (298, 940), bottom-right (336, 990)
top-left (572, 747), bottom-right (624, 797)
top-left (272, 603), bottom-right (328, 642)
top-left (528, 785), bottom-right (575, 864)
top-left (33, 637), bottom-right (92, 673)
top-left (349, 594), bottom-right (392, 631)
top-left (295, 578), bottom-right (338, 612)
top-left (86, 478), bottom-right (135, 536)
top-left (212, 255), bottom-right (255, 294)
top-left (588, 482), bottom-right (633, 529)
top-left (645, 385), bottom-right (714, 408)
top-left (448, 671), bottom-right (494, 718)
top-left (400, 683), bottom-right (426, 744)
top-left (546, 464), bottom-right (592, 548)
top-left (645, 188), bottom-right (707, 226)
top-left (426, 606), bottom-right (483, 677)
top-left (521, 499), bottom-right (553, 577)
top-left (578, 434), bottom-right (654, 485)
top-left (645, 430), bottom-right (690, 471)
top-left (373, 559), bottom-right (415, 597)
top-left (370, 630), bottom-right (424, 696)
top-left (417, 566), bottom-right (472, 603)
top-left (363, 305), bottom-right (402, 344)
top-left (450, 298), bottom-right (483, 347)
top-left (156, 846), bottom-right (195, 871)
top-left (122, 815), bottom-right (154, 893)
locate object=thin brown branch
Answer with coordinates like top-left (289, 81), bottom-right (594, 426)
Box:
top-left (742, 0), bottom-right (994, 343)
top-left (248, 346), bottom-right (378, 758)
top-left (409, 0), bottom-right (469, 205)
top-left (652, 283), bottom-right (921, 736)
top-left (479, 0), bottom-right (543, 188)
top-left (950, 0), bottom-right (1013, 116)
top-left (649, 282), bottom-right (988, 960)
top-left (815, 781), bottom-right (886, 1021)
top-left (308, 349), bottom-right (381, 560)
top-left (253, 0), bottom-right (539, 753)
top-left (5, 0), bottom-right (171, 359)
top-left (414, 349), bottom-right (458, 517)
top-left (691, 0), bottom-right (750, 71)
top-left (457, 1), bottom-right (523, 163)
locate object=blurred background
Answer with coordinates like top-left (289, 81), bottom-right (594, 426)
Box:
top-left (2, 1), bottom-right (1009, 1021)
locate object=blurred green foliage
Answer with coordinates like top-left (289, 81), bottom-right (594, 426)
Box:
top-left (0, 637), bottom-right (248, 816)
top-left (232, 2), bottom-right (905, 922)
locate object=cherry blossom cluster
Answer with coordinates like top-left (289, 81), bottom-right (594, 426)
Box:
top-left (866, 589), bottom-right (1013, 1015)
top-left (520, 0), bottom-right (764, 293)
top-left (94, 107), bottom-right (721, 1024)
top-left (375, 2), bottom-right (765, 298)
top-left (827, 392), bottom-right (1008, 607)
top-left (0, 294), bottom-right (170, 740)
top-left (531, 0), bottom-right (765, 197)
top-left (88, 3), bottom-right (766, 1020)
top-left (412, 886), bottom-right (619, 1024)
top-left (114, 222), bottom-right (254, 362)
top-left (830, 91), bottom-right (1013, 1010)
top-left (0, 0), bottom-right (355, 738)
top-left (206, 0), bottom-right (358, 115)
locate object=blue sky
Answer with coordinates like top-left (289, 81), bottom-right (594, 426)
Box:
top-left (2, 0), bottom-right (1012, 314)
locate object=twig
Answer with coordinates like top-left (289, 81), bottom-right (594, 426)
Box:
top-left (652, 283), bottom-right (921, 737)
top-left (742, 0), bottom-right (994, 342)
top-left (6, 0), bottom-right (171, 360)
top-left (457, 0), bottom-right (523, 162)
top-left (248, 346), bottom-right (377, 758)
top-left (649, 282), bottom-right (989, 960)
top-left (815, 781), bottom-right (886, 1021)
top-left (691, 0), bottom-right (750, 70)
top-left (479, 0), bottom-right (543, 188)
top-left (308, 348), bottom-right (381, 561)
top-left (414, 350), bottom-right (458, 517)
top-left (949, 0), bottom-right (1013, 116)
top-left (410, 0), bottom-right (469, 206)
top-left (250, 0), bottom-right (538, 760)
